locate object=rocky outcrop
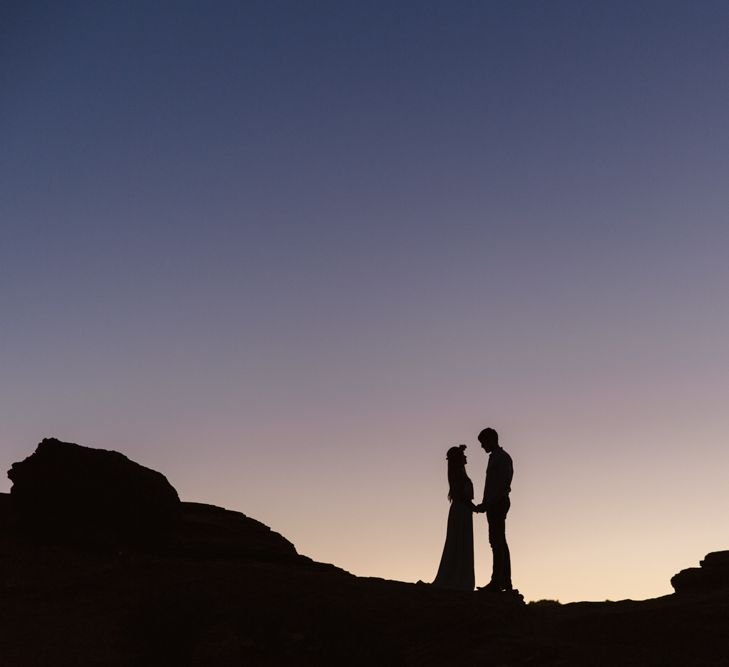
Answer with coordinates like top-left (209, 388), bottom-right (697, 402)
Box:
top-left (4, 438), bottom-right (729, 665)
top-left (169, 502), bottom-right (299, 561)
top-left (670, 551), bottom-right (729, 594)
top-left (7, 437), bottom-right (180, 543)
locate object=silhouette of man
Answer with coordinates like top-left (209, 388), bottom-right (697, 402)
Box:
top-left (474, 427), bottom-right (513, 592)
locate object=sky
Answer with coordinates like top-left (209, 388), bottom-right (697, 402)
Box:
top-left (2, 1), bottom-right (728, 603)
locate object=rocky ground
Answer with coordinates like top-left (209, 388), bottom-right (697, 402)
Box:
top-left (1, 439), bottom-right (728, 666)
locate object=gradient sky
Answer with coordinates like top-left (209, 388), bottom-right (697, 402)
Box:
top-left (2, 1), bottom-right (729, 602)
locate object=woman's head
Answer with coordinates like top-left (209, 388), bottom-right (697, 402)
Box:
top-left (446, 443), bottom-right (467, 464)
top-left (446, 444), bottom-right (468, 500)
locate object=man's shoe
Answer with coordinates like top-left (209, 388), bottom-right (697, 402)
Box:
top-left (477, 581), bottom-right (503, 592)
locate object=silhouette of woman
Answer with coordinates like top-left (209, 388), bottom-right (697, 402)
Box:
top-left (432, 444), bottom-right (475, 591)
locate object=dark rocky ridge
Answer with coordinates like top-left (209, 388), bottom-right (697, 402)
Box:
top-left (671, 550), bottom-right (729, 594)
top-left (8, 438), bottom-right (180, 543)
top-left (1, 439), bottom-right (728, 666)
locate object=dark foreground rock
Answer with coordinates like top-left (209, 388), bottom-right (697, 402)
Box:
top-left (1, 440), bottom-right (729, 666)
top-left (671, 550), bottom-right (729, 594)
top-left (0, 512), bottom-right (727, 667)
top-left (8, 438), bottom-right (180, 543)
top-left (168, 502), bottom-right (299, 562)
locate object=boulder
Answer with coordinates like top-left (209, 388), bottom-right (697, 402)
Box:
top-left (170, 502), bottom-right (298, 561)
top-left (671, 550), bottom-right (729, 594)
top-left (7, 437), bottom-right (180, 543)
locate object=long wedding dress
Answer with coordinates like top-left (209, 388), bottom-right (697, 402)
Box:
top-left (432, 476), bottom-right (475, 591)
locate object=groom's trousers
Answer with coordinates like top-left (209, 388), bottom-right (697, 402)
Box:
top-left (486, 497), bottom-right (511, 589)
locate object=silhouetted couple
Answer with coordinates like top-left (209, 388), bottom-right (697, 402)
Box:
top-left (432, 427), bottom-right (513, 592)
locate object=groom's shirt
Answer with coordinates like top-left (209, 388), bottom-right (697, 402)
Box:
top-left (482, 446), bottom-right (513, 507)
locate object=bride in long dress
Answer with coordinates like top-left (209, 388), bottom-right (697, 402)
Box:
top-left (432, 444), bottom-right (475, 591)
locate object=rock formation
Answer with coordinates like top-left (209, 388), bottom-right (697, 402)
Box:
top-left (7, 437), bottom-right (180, 543)
top-left (168, 501), bottom-right (299, 561)
top-left (2, 437), bottom-right (729, 665)
top-left (671, 550), bottom-right (729, 594)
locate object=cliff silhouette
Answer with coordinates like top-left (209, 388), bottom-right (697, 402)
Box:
top-left (1, 438), bottom-right (727, 666)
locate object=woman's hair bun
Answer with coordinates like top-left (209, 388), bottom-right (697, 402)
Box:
top-left (446, 444), bottom-right (467, 460)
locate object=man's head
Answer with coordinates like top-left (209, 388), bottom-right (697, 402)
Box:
top-left (478, 427), bottom-right (499, 452)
